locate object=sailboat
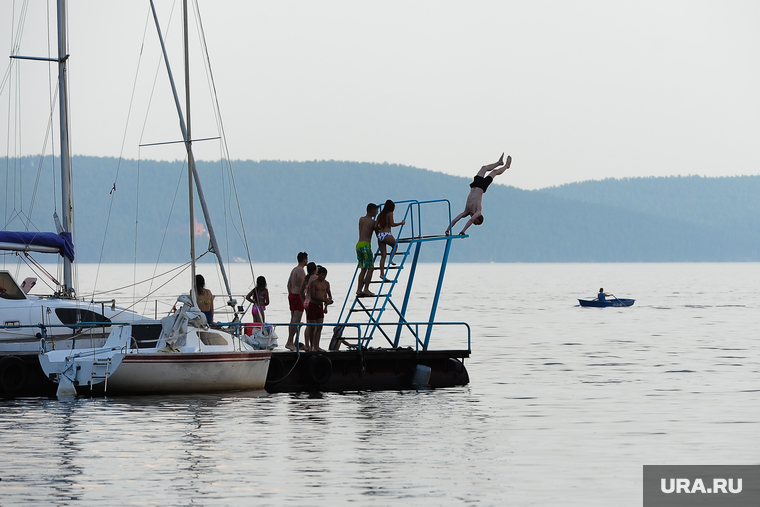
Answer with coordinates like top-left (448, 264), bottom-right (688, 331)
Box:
top-left (0, 1), bottom-right (157, 394)
top-left (26, 0), bottom-right (271, 395)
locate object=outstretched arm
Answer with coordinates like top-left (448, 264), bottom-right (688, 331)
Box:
top-left (459, 210), bottom-right (482, 235)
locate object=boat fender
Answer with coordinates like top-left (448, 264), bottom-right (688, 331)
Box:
top-left (308, 354), bottom-right (332, 385)
top-left (266, 356), bottom-right (285, 383)
top-left (0, 356), bottom-right (27, 393)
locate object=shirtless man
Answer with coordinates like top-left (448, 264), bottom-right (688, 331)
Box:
top-left (356, 203), bottom-right (379, 296)
top-left (286, 251), bottom-right (308, 351)
top-left (445, 153), bottom-right (512, 236)
top-left (306, 266), bottom-right (333, 352)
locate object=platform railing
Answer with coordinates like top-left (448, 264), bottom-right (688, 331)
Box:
top-left (336, 198), bottom-right (467, 350)
top-left (248, 320), bottom-right (471, 354)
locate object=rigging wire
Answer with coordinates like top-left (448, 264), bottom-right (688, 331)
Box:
top-left (109, 253), bottom-right (210, 320)
top-left (91, 3), bottom-right (171, 297)
top-left (139, 155), bottom-right (192, 317)
top-left (192, 0), bottom-right (256, 288)
top-left (91, 251), bottom-right (208, 298)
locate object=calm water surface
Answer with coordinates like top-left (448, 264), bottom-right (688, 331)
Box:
top-left (1, 263), bottom-right (759, 505)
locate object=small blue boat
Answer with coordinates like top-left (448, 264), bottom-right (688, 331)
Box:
top-left (578, 298), bottom-right (635, 308)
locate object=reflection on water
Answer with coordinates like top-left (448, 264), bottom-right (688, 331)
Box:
top-left (2, 264), bottom-right (760, 505)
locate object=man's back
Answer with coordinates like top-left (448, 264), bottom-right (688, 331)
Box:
top-left (358, 216), bottom-right (375, 243)
top-left (287, 266), bottom-right (305, 295)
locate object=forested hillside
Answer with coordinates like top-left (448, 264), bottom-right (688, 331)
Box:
top-left (2, 156), bottom-right (758, 263)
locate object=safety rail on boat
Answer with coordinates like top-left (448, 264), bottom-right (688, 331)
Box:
top-left (0, 321), bottom-right (135, 353)
top-left (226, 320), bottom-right (472, 354)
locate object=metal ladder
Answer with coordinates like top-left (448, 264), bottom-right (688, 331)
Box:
top-left (336, 199), bottom-right (466, 350)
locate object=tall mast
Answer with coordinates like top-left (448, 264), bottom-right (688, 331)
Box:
top-left (149, 0), bottom-right (238, 314)
top-left (57, 0), bottom-right (74, 296)
top-left (183, 0), bottom-right (196, 304)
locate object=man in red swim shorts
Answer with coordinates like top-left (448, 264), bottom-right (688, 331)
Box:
top-left (306, 266), bottom-right (332, 352)
top-left (286, 251), bottom-right (308, 351)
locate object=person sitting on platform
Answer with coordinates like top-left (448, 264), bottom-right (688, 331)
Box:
top-left (194, 274), bottom-right (215, 326)
top-left (445, 153), bottom-right (512, 236)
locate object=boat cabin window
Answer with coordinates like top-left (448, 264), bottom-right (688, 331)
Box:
top-left (55, 308), bottom-right (112, 327)
top-left (199, 332), bottom-right (228, 346)
top-left (132, 323), bottom-right (162, 349)
top-left (0, 272), bottom-right (26, 300)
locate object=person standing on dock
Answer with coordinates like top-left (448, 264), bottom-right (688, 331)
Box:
top-left (302, 262), bottom-right (318, 349)
top-left (286, 252), bottom-right (309, 351)
top-left (445, 153), bottom-right (512, 236)
top-left (245, 276), bottom-right (269, 325)
top-left (356, 203), bottom-right (379, 296)
top-left (306, 266), bottom-right (333, 352)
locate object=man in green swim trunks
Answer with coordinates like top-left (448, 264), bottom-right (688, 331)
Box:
top-left (356, 203), bottom-right (379, 296)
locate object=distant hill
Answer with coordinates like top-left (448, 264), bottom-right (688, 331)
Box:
top-left (2, 156), bottom-right (758, 262)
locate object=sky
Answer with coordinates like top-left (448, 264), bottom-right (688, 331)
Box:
top-left (1, 0), bottom-right (759, 190)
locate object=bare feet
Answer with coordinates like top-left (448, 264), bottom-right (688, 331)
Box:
top-left (496, 152), bottom-right (504, 166)
top-left (504, 155), bottom-right (512, 169)
top-left (285, 343), bottom-right (297, 351)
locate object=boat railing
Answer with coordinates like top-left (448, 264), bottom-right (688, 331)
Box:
top-left (220, 320), bottom-right (471, 353)
top-left (0, 321), bottom-right (136, 353)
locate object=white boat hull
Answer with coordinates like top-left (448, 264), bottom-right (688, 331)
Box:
top-left (100, 351), bottom-right (270, 393)
top-left (39, 307), bottom-right (273, 396)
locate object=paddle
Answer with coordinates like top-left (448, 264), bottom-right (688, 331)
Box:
top-left (608, 293), bottom-right (628, 307)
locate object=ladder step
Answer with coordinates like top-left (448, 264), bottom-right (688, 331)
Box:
top-left (374, 252), bottom-right (407, 258)
top-left (397, 234), bottom-right (453, 242)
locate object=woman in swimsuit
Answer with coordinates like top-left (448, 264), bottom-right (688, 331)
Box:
top-left (195, 274), bottom-right (215, 325)
top-left (245, 276), bottom-right (270, 324)
top-left (375, 200), bottom-right (406, 281)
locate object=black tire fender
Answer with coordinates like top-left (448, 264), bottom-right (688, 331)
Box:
top-left (266, 356), bottom-right (285, 383)
top-left (308, 354), bottom-right (332, 385)
top-left (0, 356), bottom-right (27, 393)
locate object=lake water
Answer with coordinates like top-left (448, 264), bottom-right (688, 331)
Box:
top-left (1, 262), bottom-right (758, 505)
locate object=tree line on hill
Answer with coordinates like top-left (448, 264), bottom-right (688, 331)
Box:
top-left (2, 156), bottom-right (758, 263)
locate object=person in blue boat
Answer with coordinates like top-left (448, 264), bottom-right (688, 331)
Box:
top-left (445, 153), bottom-right (512, 236)
top-left (597, 288), bottom-right (612, 301)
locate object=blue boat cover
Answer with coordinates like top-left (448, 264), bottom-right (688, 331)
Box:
top-left (0, 231), bottom-right (75, 261)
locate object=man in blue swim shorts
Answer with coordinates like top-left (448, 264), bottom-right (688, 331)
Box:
top-left (356, 203), bottom-right (379, 296)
